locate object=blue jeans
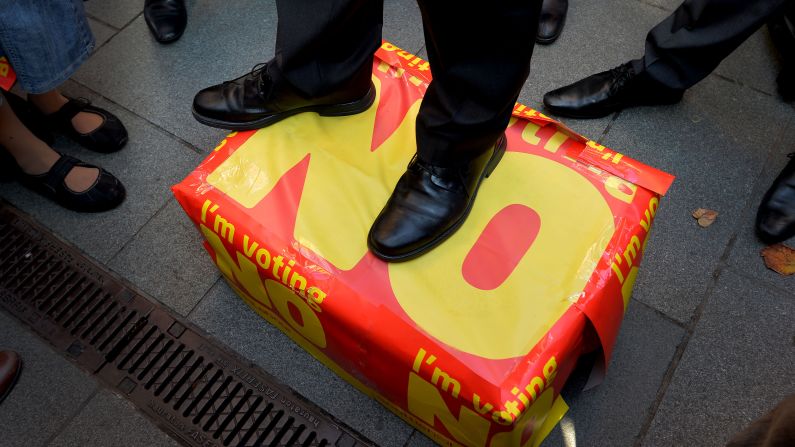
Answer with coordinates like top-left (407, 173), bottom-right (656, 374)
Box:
top-left (0, 0), bottom-right (95, 94)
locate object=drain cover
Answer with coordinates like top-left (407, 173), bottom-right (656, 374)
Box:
top-left (0, 202), bottom-right (374, 447)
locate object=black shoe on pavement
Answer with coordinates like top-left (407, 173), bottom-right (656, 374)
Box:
top-left (0, 149), bottom-right (126, 213)
top-left (144, 0), bottom-right (187, 44)
top-left (543, 62), bottom-right (685, 118)
top-left (537, 0), bottom-right (568, 44)
top-left (0, 350), bottom-right (21, 404)
top-left (38, 97), bottom-right (129, 153)
top-left (192, 63), bottom-right (376, 131)
top-left (756, 153), bottom-right (795, 244)
top-left (368, 134), bottom-right (507, 262)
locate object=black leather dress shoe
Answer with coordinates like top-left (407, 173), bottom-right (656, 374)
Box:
top-left (368, 135), bottom-right (507, 262)
top-left (543, 62), bottom-right (685, 118)
top-left (144, 0), bottom-right (187, 44)
top-left (537, 0), bottom-right (568, 44)
top-left (193, 63), bottom-right (376, 130)
top-left (0, 351), bottom-right (22, 404)
top-left (756, 154), bottom-right (795, 244)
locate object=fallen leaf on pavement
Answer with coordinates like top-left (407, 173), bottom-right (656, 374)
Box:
top-left (692, 208), bottom-right (718, 228)
top-left (761, 244), bottom-right (795, 276)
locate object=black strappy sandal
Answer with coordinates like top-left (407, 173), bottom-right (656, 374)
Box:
top-left (40, 97), bottom-right (128, 153)
top-left (2, 149), bottom-right (126, 212)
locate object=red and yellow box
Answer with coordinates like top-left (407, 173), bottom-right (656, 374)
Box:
top-left (0, 57), bottom-right (16, 91)
top-left (173, 42), bottom-right (673, 447)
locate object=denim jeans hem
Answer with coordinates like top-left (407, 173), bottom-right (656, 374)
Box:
top-left (22, 43), bottom-right (93, 94)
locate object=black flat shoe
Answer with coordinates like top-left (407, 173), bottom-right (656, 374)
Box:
top-left (144, 0), bottom-right (187, 44)
top-left (192, 63), bottom-right (376, 130)
top-left (543, 62), bottom-right (685, 118)
top-left (537, 0), bottom-right (568, 44)
top-left (1, 149), bottom-right (125, 212)
top-left (40, 97), bottom-right (128, 153)
top-left (368, 134), bottom-right (507, 262)
top-left (756, 153), bottom-right (795, 244)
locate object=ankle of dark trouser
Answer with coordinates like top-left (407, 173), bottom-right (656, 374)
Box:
top-left (268, 55), bottom-right (374, 101)
top-left (415, 132), bottom-right (503, 169)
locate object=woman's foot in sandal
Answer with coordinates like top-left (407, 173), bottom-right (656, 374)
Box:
top-left (15, 152), bottom-right (126, 212)
top-left (28, 89), bottom-right (128, 153)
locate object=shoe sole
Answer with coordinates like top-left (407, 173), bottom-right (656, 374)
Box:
top-left (368, 134), bottom-right (508, 263)
top-left (192, 85), bottom-right (377, 131)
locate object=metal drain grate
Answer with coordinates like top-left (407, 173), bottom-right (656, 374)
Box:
top-left (0, 202), bottom-right (373, 447)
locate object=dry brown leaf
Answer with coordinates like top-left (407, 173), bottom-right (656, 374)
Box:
top-left (692, 208), bottom-right (718, 228)
top-left (761, 244), bottom-right (795, 276)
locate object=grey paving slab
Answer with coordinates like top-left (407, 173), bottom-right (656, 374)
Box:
top-left (601, 76), bottom-right (795, 323)
top-left (0, 311), bottom-right (98, 447)
top-left (188, 280), bottom-right (414, 447)
top-left (49, 389), bottom-right (178, 447)
top-left (74, 1), bottom-right (277, 151)
top-left (0, 81), bottom-right (204, 264)
top-left (383, 0), bottom-right (425, 54)
top-left (726, 145), bottom-right (795, 294)
top-left (715, 28), bottom-right (781, 97)
top-left (84, 0), bottom-right (142, 30)
top-left (521, 0), bottom-right (670, 138)
top-left (89, 17), bottom-right (118, 49)
top-left (641, 273), bottom-right (795, 447)
top-left (541, 301), bottom-right (685, 447)
top-left (108, 199), bottom-right (220, 316)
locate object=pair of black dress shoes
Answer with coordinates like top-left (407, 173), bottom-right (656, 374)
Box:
top-left (192, 65), bottom-right (505, 262)
top-left (543, 63), bottom-right (795, 244)
top-left (144, 0), bottom-right (187, 44)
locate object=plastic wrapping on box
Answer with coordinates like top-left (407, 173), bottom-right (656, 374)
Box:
top-left (173, 42), bottom-right (674, 447)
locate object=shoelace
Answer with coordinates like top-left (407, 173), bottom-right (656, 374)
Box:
top-left (221, 63), bottom-right (272, 99)
top-left (251, 63), bottom-right (274, 100)
top-left (608, 64), bottom-right (636, 96)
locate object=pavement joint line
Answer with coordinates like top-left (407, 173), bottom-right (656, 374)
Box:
top-left (85, 13), bottom-right (122, 32)
top-left (635, 0), bottom-right (675, 13)
top-left (632, 231), bottom-right (738, 447)
top-left (120, 11), bottom-right (145, 34)
top-left (42, 386), bottom-right (100, 447)
top-left (67, 78), bottom-right (207, 156)
top-left (89, 19), bottom-right (122, 55)
top-left (631, 298), bottom-right (688, 330)
top-left (93, 33), bottom-right (119, 55)
top-left (711, 72), bottom-right (775, 98)
top-left (402, 429), bottom-right (420, 447)
top-left (186, 275), bottom-right (224, 320)
top-left (106, 197), bottom-right (173, 265)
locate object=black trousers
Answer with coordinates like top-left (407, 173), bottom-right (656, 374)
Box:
top-left (272, 0), bottom-right (540, 167)
top-left (638, 0), bottom-right (792, 90)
